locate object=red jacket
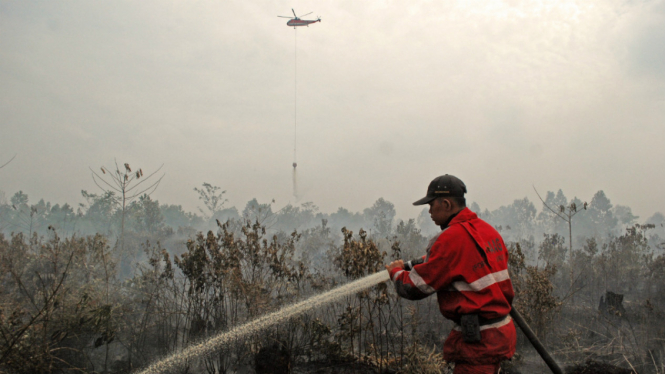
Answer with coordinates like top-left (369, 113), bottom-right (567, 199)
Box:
top-left (389, 208), bottom-right (516, 364)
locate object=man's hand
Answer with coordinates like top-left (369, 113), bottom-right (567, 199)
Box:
top-left (385, 259), bottom-right (404, 273)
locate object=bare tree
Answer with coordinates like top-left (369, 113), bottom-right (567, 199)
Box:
top-left (17, 206), bottom-right (42, 239)
top-left (2, 191), bottom-right (45, 239)
top-left (90, 160), bottom-right (164, 256)
top-left (533, 186), bottom-right (587, 293)
top-left (193, 182), bottom-right (227, 219)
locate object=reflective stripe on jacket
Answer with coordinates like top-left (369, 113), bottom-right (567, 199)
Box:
top-left (389, 207), bottom-right (516, 364)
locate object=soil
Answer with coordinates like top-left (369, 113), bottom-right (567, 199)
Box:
top-left (565, 360), bottom-right (635, 374)
top-left (288, 356), bottom-right (636, 374)
top-left (292, 361), bottom-right (384, 374)
top-left (500, 354), bottom-right (636, 374)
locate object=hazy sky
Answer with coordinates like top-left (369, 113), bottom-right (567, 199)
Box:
top-left (1, 0), bottom-right (663, 220)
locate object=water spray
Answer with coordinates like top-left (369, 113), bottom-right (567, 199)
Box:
top-left (135, 271), bottom-right (389, 374)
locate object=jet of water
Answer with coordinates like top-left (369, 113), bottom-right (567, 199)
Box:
top-left (136, 271), bottom-right (390, 374)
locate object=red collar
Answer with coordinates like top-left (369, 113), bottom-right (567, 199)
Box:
top-left (447, 207), bottom-right (477, 227)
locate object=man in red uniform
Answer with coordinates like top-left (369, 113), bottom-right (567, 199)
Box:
top-left (386, 175), bottom-right (516, 374)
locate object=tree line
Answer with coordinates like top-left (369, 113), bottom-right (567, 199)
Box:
top-left (1, 178), bottom-right (664, 373)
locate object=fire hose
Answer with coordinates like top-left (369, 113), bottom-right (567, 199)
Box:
top-left (403, 258), bottom-right (564, 374)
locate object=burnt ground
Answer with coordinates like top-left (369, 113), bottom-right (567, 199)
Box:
top-left (501, 356), bottom-right (636, 374)
top-left (565, 360), bottom-right (635, 374)
top-left (500, 357), bottom-right (636, 374)
top-left (288, 358), bottom-right (636, 374)
top-left (292, 361), bottom-right (384, 374)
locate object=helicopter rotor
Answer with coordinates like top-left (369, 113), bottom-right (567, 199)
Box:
top-left (278, 10), bottom-right (317, 21)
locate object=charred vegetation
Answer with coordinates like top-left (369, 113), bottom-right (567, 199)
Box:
top-left (0, 185), bottom-right (662, 373)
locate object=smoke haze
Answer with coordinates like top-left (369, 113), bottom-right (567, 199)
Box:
top-left (1, 0), bottom-right (663, 219)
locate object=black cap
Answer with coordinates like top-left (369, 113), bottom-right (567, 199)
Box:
top-left (413, 174), bottom-right (467, 206)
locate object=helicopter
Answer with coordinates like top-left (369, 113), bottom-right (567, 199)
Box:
top-left (278, 9), bottom-right (321, 28)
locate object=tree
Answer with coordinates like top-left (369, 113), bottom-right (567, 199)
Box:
top-left (538, 233), bottom-right (567, 269)
top-left (587, 191), bottom-right (618, 237)
top-left (4, 191), bottom-right (47, 237)
top-left (0, 159), bottom-right (17, 232)
top-left (46, 203), bottom-right (78, 235)
top-left (536, 189), bottom-right (569, 234)
top-left (613, 205), bottom-right (639, 226)
top-left (243, 198), bottom-right (275, 225)
top-left (10, 191), bottom-right (28, 207)
top-left (329, 207), bottom-right (365, 234)
top-left (468, 202), bottom-right (481, 215)
top-left (273, 202), bottom-right (319, 232)
top-left (128, 194), bottom-right (166, 235)
top-left (160, 203), bottom-right (204, 230)
top-left (89, 160), bottom-right (164, 256)
top-left (363, 198), bottom-right (396, 238)
top-left (392, 218), bottom-right (428, 260)
top-left (80, 190), bottom-right (119, 234)
top-left (645, 212), bottom-right (665, 252)
top-left (416, 207), bottom-right (439, 237)
top-left (599, 225), bottom-right (652, 294)
top-left (646, 212), bottom-right (664, 227)
top-left (488, 198), bottom-right (537, 241)
top-left (193, 182), bottom-right (228, 219)
top-left (534, 187), bottom-right (587, 293)
top-left (512, 198), bottom-right (538, 237)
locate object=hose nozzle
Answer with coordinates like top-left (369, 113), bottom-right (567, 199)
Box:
top-left (403, 258), bottom-right (424, 271)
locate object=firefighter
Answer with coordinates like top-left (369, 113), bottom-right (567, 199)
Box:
top-left (386, 174), bottom-right (516, 374)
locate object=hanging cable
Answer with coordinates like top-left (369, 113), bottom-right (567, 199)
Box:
top-left (293, 28), bottom-right (297, 169)
top-left (292, 29), bottom-right (298, 198)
